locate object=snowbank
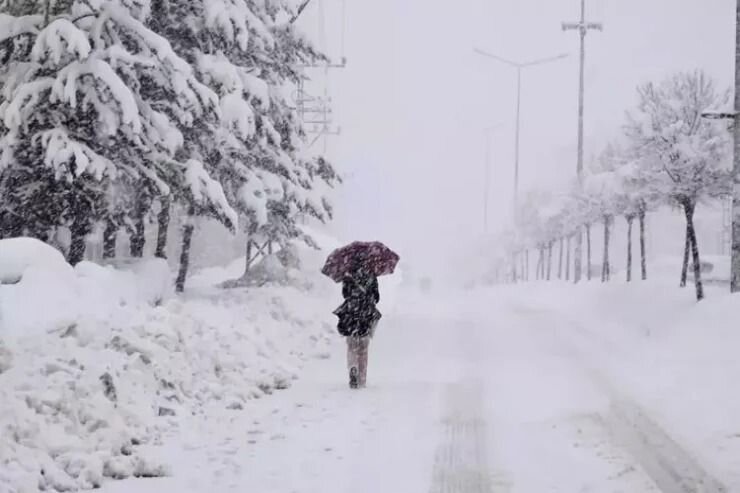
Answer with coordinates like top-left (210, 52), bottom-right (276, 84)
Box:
top-left (494, 278), bottom-right (740, 487)
top-left (0, 239), bottom-right (339, 492)
top-left (0, 237), bottom-right (70, 284)
top-left (1, 257), bottom-right (172, 341)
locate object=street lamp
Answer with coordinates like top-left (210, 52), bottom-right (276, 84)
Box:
top-left (474, 49), bottom-right (569, 207)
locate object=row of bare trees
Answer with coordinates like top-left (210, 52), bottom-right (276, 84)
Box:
top-left (500, 70), bottom-right (731, 301)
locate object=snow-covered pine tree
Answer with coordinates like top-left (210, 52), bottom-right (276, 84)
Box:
top-left (0, 0), bottom-right (236, 266)
top-left (147, 0), bottom-right (339, 282)
top-left (625, 70), bottom-right (732, 300)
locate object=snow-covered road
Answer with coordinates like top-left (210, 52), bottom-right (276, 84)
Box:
top-left (101, 288), bottom-right (729, 493)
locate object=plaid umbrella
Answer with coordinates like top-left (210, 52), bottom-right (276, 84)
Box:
top-left (321, 241), bottom-right (400, 282)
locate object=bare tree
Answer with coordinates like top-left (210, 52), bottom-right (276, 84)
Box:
top-left (625, 71), bottom-right (731, 300)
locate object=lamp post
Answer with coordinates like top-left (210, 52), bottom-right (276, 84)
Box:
top-left (474, 49), bottom-right (569, 208)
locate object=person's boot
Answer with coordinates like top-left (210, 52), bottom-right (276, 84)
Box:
top-left (349, 367), bottom-right (359, 389)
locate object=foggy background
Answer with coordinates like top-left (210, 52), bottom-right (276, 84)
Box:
top-left (298, 0), bottom-right (736, 278)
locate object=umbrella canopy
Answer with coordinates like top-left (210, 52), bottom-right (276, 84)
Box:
top-left (321, 241), bottom-right (400, 283)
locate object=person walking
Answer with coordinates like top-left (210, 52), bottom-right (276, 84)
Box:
top-left (322, 241), bottom-right (399, 389)
top-left (336, 263), bottom-right (380, 388)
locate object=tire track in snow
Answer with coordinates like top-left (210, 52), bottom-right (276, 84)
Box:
top-left (512, 304), bottom-right (728, 493)
top-left (429, 382), bottom-right (509, 493)
top-left (604, 399), bottom-right (727, 493)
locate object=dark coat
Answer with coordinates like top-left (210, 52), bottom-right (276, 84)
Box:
top-left (334, 270), bottom-right (381, 337)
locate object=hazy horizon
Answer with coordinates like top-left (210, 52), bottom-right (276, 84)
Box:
top-left (298, 0), bottom-right (736, 274)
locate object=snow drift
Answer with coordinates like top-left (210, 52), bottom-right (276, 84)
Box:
top-left (0, 235), bottom-right (341, 492)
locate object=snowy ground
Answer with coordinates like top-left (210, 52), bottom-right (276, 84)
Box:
top-left (82, 278), bottom-right (739, 493)
top-left (0, 235), bottom-right (351, 492)
top-left (1, 237), bottom-right (736, 492)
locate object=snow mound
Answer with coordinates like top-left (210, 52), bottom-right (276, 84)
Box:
top-left (0, 237), bottom-right (70, 284)
top-left (1, 258), bottom-right (173, 341)
top-left (0, 252), bottom-right (335, 492)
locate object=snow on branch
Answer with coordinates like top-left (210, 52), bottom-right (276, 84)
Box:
top-left (2, 78), bottom-right (54, 131)
top-left (220, 92), bottom-right (256, 139)
top-left (0, 13), bottom-right (43, 43)
top-left (185, 159), bottom-right (238, 230)
top-left (205, 0), bottom-right (253, 51)
top-left (239, 177), bottom-right (269, 226)
top-left (31, 19), bottom-right (91, 65)
top-left (35, 128), bottom-right (116, 181)
top-left (197, 53), bottom-right (270, 106)
top-left (98, 2), bottom-right (219, 120)
top-left (51, 58), bottom-right (143, 134)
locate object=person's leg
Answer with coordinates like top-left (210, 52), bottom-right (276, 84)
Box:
top-left (346, 336), bottom-right (355, 369)
top-left (347, 336), bottom-right (359, 388)
top-left (358, 336), bottom-right (370, 387)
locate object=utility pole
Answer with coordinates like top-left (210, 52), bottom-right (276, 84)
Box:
top-left (701, 1), bottom-right (740, 291)
top-left (474, 49), bottom-right (568, 208)
top-left (731, 0), bottom-right (740, 292)
top-left (562, 0), bottom-right (602, 283)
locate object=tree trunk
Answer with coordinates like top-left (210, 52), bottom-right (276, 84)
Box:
top-left (535, 248), bottom-right (542, 280)
top-left (547, 241), bottom-right (553, 280)
top-left (626, 216), bottom-right (634, 282)
top-left (680, 220), bottom-right (690, 288)
top-left (511, 253), bottom-right (517, 283)
top-left (586, 224), bottom-right (592, 281)
top-left (525, 250), bottom-right (530, 281)
top-left (175, 213), bottom-right (195, 293)
top-left (522, 250), bottom-right (527, 281)
top-left (244, 237), bottom-right (253, 276)
top-left (639, 209), bottom-right (647, 280)
top-left (155, 196), bottom-right (170, 259)
top-left (565, 236), bottom-right (571, 281)
top-left (129, 187), bottom-right (149, 258)
top-left (68, 216), bottom-right (89, 266)
top-left (103, 219), bottom-right (117, 259)
top-left (558, 237), bottom-right (564, 279)
top-left (130, 217), bottom-right (145, 258)
top-left (68, 190), bottom-right (91, 266)
top-left (574, 227), bottom-right (583, 283)
top-left (684, 201), bottom-right (705, 301)
top-left (539, 247), bottom-right (545, 279)
top-left (602, 216), bottom-right (611, 282)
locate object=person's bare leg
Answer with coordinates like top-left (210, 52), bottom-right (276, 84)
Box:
top-left (358, 337), bottom-right (369, 387)
top-left (346, 336), bottom-right (354, 369)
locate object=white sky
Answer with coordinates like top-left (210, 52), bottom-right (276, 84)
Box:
top-left (298, 0), bottom-right (736, 274)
